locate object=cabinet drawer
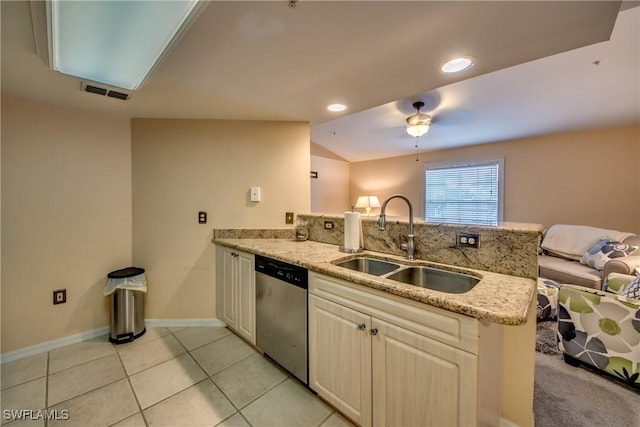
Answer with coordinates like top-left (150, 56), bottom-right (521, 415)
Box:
top-left (309, 271), bottom-right (478, 353)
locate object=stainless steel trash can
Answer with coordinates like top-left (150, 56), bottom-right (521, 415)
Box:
top-left (108, 267), bottom-right (146, 344)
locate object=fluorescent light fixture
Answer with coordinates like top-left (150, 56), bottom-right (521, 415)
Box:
top-left (48, 0), bottom-right (200, 90)
top-left (327, 104), bottom-right (347, 112)
top-left (441, 57), bottom-right (475, 73)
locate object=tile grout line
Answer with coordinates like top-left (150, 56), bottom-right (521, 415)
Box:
top-left (112, 340), bottom-right (149, 427)
top-left (169, 327), bottom-right (264, 426)
top-left (166, 328), bottom-right (249, 424)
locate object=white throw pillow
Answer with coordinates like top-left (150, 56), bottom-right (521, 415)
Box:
top-left (580, 238), bottom-right (638, 271)
top-left (541, 224), bottom-right (634, 261)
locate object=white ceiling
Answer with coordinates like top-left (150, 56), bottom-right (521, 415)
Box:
top-left (2, 1), bottom-right (637, 163)
top-left (313, 4), bottom-right (640, 162)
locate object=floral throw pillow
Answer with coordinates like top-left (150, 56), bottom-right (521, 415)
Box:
top-left (620, 275), bottom-right (640, 300)
top-left (580, 238), bottom-right (638, 271)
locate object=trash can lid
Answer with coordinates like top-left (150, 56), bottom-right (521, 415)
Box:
top-left (108, 267), bottom-right (145, 279)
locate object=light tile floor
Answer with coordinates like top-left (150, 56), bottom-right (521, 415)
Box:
top-left (1, 327), bottom-right (353, 427)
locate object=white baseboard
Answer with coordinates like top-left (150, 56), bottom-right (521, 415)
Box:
top-left (1, 326), bottom-right (110, 364)
top-left (1, 318), bottom-right (225, 364)
top-left (500, 417), bottom-right (522, 427)
top-left (145, 318), bottom-right (225, 328)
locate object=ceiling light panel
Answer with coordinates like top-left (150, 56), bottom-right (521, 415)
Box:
top-left (328, 104), bottom-right (347, 112)
top-left (49, 0), bottom-right (199, 90)
top-left (441, 57), bottom-right (475, 73)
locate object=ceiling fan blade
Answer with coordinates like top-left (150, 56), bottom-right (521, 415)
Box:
top-left (394, 91), bottom-right (442, 114)
top-left (431, 108), bottom-right (474, 130)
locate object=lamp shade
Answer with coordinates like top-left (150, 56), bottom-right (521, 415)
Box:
top-left (355, 196), bottom-right (381, 216)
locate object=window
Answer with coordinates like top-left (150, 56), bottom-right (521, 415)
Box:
top-left (424, 159), bottom-right (503, 226)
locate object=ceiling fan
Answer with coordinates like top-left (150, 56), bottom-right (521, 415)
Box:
top-left (406, 101), bottom-right (432, 138)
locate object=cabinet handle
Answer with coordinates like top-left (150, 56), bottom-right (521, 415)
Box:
top-left (357, 323), bottom-right (366, 330)
top-left (370, 328), bottom-right (378, 336)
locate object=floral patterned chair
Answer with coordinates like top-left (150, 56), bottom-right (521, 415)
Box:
top-left (557, 273), bottom-right (640, 388)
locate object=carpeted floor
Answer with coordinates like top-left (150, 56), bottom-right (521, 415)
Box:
top-left (534, 320), bottom-right (640, 427)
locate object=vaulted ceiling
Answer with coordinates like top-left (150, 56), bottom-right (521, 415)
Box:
top-left (2, 1), bottom-right (637, 162)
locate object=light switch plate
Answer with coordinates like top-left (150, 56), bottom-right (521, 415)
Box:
top-left (250, 187), bottom-right (261, 202)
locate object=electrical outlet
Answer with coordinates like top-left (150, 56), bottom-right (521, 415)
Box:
top-left (324, 221), bottom-right (334, 229)
top-left (456, 232), bottom-right (480, 248)
top-left (285, 212), bottom-right (294, 224)
top-left (198, 211), bottom-right (207, 224)
top-left (53, 289), bottom-right (67, 305)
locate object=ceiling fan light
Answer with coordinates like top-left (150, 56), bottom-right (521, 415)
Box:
top-left (406, 124), bottom-right (430, 138)
top-left (406, 112), bottom-right (431, 137)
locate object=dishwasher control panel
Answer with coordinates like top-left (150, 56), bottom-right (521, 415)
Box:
top-left (255, 255), bottom-right (308, 288)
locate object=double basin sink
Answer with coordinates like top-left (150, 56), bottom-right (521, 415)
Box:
top-left (334, 257), bottom-right (479, 294)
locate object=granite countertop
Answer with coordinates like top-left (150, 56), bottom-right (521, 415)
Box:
top-left (213, 238), bottom-right (536, 326)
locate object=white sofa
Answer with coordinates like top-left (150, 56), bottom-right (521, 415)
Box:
top-left (538, 224), bottom-right (640, 290)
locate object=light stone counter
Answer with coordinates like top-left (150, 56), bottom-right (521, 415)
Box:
top-left (213, 238), bottom-right (536, 326)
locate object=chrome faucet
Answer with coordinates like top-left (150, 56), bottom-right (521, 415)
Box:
top-left (377, 194), bottom-right (415, 260)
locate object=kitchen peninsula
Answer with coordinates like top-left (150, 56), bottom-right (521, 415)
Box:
top-left (213, 215), bottom-right (543, 427)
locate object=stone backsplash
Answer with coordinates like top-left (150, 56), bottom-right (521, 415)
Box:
top-left (297, 213), bottom-right (543, 280)
top-left (213, 229), bottom-right (294, 239)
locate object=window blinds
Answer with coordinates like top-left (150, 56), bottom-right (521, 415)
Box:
top-left (425, 161), bottom-right (500, 226)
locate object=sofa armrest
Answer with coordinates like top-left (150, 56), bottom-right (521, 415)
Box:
top-left (603, 272), bottom-right (637, 294)
top-left (557, 284), bottom-right (640, 387)
top-left (603, 255), bottom-right (640, 277)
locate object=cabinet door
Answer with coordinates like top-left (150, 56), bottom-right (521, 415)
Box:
top-left (371, 318), bottom-right (478, 427)
top-left (235, 251), bottom-right (256, 344)
top-left (220, 249), bottom-right (237, 328)
top-left (309, 295), bottom-right (372, 427)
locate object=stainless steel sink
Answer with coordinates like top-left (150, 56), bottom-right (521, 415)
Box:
top-left (385, 267), bottom-right (479, 294)
top-left (335, 257), bottom-right (401, 276)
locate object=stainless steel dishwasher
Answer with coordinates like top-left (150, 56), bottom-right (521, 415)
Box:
top-left (255, 254), bottom-right (308, 385)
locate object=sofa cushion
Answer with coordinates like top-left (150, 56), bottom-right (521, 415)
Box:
top-left (620, 275), bottom-right (640, 300)
top-left (540, 224), bottom-right (633, 261)
top-left (603, 272), bottom-right (638, 294)
top-left (580, 238), bottom-right (639, 270)
top-left (538, 254), bottom-right (602, 289)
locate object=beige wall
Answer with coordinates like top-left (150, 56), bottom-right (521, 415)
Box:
top-left (350, 125), bottom-right (640, 232)
top-left (1, 96), bottom-right (132, 353)
top-left (131, 119), bottom-right (310, 320)
top-left (310, 155), bottom-right (350, 214)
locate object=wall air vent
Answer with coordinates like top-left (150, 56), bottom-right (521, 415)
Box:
top-left (81, 81), bottom-right (131, 101)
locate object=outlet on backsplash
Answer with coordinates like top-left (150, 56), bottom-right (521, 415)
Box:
top-left (456, 232), bottom-right (480, 248)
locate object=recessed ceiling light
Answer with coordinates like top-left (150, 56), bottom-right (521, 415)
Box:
top-left (441, 57), bottom-right (474, 73)
top-left (327, 104), bottom-right (346, 112)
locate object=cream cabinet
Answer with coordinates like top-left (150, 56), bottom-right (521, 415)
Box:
top-left (308, 271), bottom-right (500, 427)
top-left (309, 294), bottom-right (373, 426)
top-left (216, 246), bottom-right (255, 344)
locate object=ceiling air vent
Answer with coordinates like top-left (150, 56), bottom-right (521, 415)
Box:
top-left (81, 82), bottom-right (131, 101)
top-left (85, 85), bottom-right (108, 96)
